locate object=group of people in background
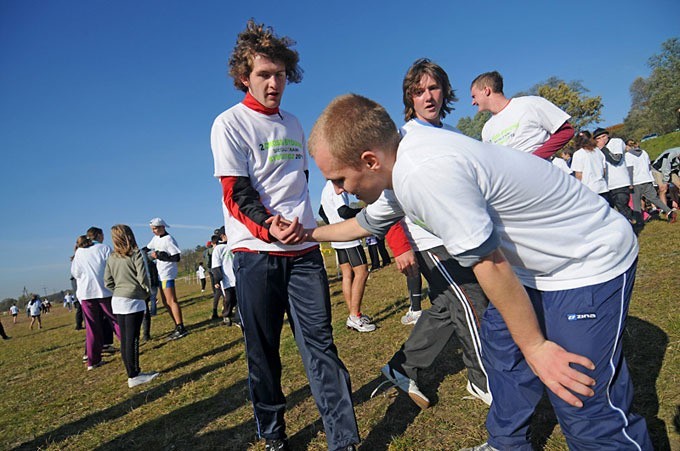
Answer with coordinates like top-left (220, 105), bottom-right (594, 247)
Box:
top-left (67, 220), bottom-right (188, 388)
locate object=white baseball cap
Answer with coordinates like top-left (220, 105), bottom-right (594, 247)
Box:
top-left (149, 217), bottom-right (169, 228)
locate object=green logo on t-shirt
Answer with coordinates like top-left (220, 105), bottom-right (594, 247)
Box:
top-left (259, 138), bottom-right (304, 163)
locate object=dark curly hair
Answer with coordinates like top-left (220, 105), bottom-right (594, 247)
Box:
top-left (402, 58), bottom-right (457, 122)
top-left (228, 19), bottom-right (303, 92)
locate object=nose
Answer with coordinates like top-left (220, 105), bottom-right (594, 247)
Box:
top-left (333, 183), bottom-right (345, 195)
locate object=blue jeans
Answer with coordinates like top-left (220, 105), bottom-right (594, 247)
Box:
top-left (234, 249), bottom-right (359, 450)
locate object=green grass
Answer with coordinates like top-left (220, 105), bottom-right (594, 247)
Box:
top-left (2, 220), bottom-right (679, 450)
top-left (641, 131), bottom-right (680, 160)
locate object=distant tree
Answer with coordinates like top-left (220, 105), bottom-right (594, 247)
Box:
top-left (456, 111), bottom-right (491, 140)
top-left (623, 37), bottom-right (680, 139)
top-left (1, 298), bottom-right (19, 311)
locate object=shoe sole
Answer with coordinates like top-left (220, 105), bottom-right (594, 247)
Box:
top-left (346, 324), bottom-right (376, 332)
top-left (408, 391), bottom-right (430, 409)
top-left (381, 365), bottom-right (430, 409)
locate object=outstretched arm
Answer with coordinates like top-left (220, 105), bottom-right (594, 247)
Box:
top-left (307, 217), bottom-right (370, 243)
top-left (472, 248), bottom-right (596, 407)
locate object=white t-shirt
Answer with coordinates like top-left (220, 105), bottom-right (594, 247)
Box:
top-left (146, 234), bottom-right (181, 281)
top-left (211, 103), bottom-right (317, 253)
top-left (551, 157), bottom-right (573, 175)
top-left (399, 119), bottom-right (450, 251)
top-left (625, 149), bottom-right (654, 185)
top-left (196, 265), bottom-right (206, 279)
top-left (482, 96), bottom-right (570, 153)
top-left (111, 296), bottom-right (146, 315)
top-left (29, 299), bottom-right (42, 316)
top-left (603, 138), bottom-right (632, 189)
top-left (374, 126), bottom-right (637, 291)
top-left (10, 305), bottom-right (19, 315)
top-left (71, 243), bottom-right (113, 300)
top-left (211, 242), bottom-right (236, 288)
top-left (320, 180), bottom-right (362, 249)
top-left (571, 148), bottom-right (608, 194)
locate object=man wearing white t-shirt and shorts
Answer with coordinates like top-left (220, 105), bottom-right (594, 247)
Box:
top-left (470, 71), bottom-right (574, 158)
top-left (319, 180), bottom-right (374, 332)
top-left (305, 94), bottom-right (652, 451)
top-left (145, 218), bottom-right (187, 340)
top-left (209, 20), bottom-right (359, 451)
top-left (211, 226), bottom-right (239, 326)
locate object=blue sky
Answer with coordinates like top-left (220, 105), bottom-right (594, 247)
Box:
top-left (1, 0), bottom-right (678, 300)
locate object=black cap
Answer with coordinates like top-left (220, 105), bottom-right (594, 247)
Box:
top-left (593, 127), bottom-right (609, 139)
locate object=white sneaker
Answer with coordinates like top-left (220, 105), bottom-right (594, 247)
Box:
top-left (128, 372), bottom-right (160, 388)
top-left (466, 380), bottom-right (492, 406)
top-left (372, 364), bottom-right (430, 409)
top-left (400, 309), bottom-right (422, 325)
top-left (87, 361), bottom-right (103, 371)
top-left (346, 314), bottom-right (376, 332)
top-left (459, 443), bottom-right (499, 451)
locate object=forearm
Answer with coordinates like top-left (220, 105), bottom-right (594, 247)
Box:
top-left (533, 122), bottom-right (574, 160)
top-left (308, 217), bottom-right (370, 242)
top-left (472, 249), bottom-right (545, 353)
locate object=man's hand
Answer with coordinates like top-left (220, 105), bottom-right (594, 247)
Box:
top-left (394, 250), bottom-right (419, 278)
top-left (523, 340), bottom-right (595, 407)
top-left (266, 215), bottom-right (306, 244)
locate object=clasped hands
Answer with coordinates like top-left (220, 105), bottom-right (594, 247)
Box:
top-left (266, 215), bottom-right (310, 244)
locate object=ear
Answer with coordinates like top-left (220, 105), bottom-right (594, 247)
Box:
top-left (360, 150), bottom-right (381, 170)
top-left (241, 76), bottom-right (250, 88)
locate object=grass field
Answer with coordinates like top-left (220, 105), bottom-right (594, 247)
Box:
top-left (1, 219), bottom-right (678, 451)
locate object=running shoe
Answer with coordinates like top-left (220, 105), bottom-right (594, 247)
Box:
top-left (168, 326), bottom-right (188, 340)
top-left (459, 443), bottom-right (499, 451)
top-left (265, 438), bottom-right (289, 451)
top-left (372, 363), bottom-right (430, 409)
top-left (346, 314), bottom-right (376, 332)
top-left (466, 380), bottom-right (492, 406)
top-left (400, 309), bottom-right (422, 325)
top-left (128, 372), bottom-right (159, 388)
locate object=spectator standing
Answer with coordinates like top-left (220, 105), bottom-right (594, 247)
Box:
top-left (28, 294), bottom-right (43, 330)
top-left (571, 131), bottom-right (608, 197)
top-left (320, 180), bottom-right (375, 332)
top-left (196, 262), bottom-right (207, 292)
top-left (10, 303), bottom-right (19, 324)
top-left (144, 218), bottom-right (188, 340)
top-left (71, 230), bottom-right (121, 370)
top-left (593, 128), bottom-right (636, 224)
top-left (211, 227), bottom-right (239, 326)
top-left (104, 224), bottom-right (159, 388)
top-left (209, 20), bottom-right (359, 451)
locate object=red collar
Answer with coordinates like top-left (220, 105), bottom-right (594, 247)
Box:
top-left (242, 91), bottom-right (280, 115)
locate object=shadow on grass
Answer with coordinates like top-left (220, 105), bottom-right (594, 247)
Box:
top-left (14, 353), bottom-right (243, 451)
top-left (624, 315), bottom-right (670, 450)
top-left (97, 383), bottom-right (321, 450)
top-left (358, 340), bottom-right (466, 450)
top-left (528, 315), bottom-right (671, 450)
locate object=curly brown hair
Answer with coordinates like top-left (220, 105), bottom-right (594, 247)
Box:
top-left (228, 19), bottom-right (303, 92)
top-left (403, 58), bottom-right (457, 122)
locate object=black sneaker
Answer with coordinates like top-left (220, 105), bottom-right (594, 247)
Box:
top-left (265, 438), bottom-right (289, 451)
top-left (168, 327), bottom-right (188, 340)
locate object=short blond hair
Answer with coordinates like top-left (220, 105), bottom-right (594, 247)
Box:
top-left (308, 94), bottom-right (399, 168)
